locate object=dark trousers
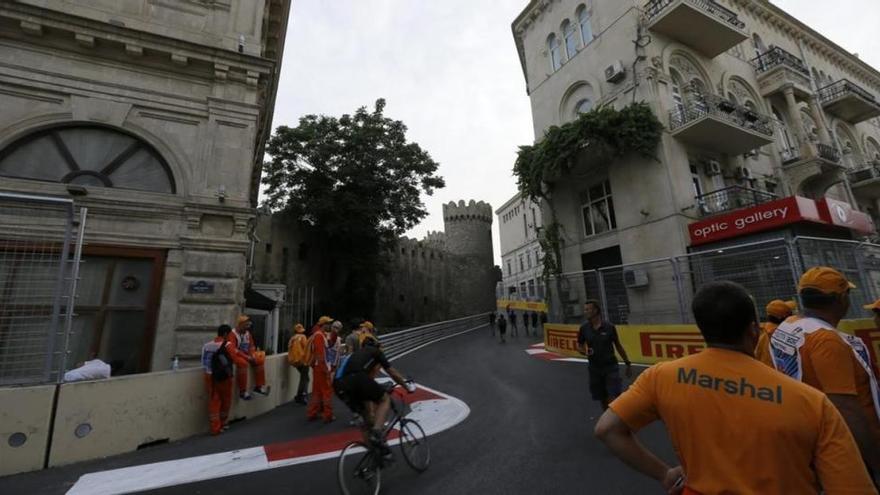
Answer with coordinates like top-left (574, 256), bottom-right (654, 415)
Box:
top-left (295, 365), bottom-right (310, 400)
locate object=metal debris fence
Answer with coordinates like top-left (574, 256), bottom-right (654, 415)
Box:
top-left (547, 237), bottom-right (880, 325)
top-left (0, 192), bottom-right (86, 386)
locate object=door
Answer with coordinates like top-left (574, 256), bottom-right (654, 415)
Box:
top-left (68, 247), bottom-right (164, 375)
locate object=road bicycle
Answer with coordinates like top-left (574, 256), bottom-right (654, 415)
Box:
top-left (337, 383), bottom-right (430, 495)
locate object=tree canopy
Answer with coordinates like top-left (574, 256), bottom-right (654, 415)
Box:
top-left (261, 99), bottom-right (445, 319)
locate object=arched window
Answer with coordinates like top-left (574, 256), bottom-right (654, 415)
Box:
top-left (577, 5), bottom-right (593, 46)
top-left (575, 99), bottom-right (593, 115)
top-left (0, 125), bottom-right (175, 194)
top-left (547, 34), bottom-right (562, 71)
top-left (670, 70), bottom-right (686, 115)
top-left (866, 137), bottom-right (880, 162)
top-left (562, 20), bottom-right (577, 59)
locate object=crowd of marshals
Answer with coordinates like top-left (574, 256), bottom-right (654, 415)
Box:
top-left (592, 266), bottom-right (880, 494)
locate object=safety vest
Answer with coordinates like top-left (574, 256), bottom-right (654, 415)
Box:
top-left (770, 316), bottom-right (880, 422)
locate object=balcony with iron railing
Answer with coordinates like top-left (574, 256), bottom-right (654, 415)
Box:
top-left (780, 142), bottom-right (846, 199)
top-left (751, 47), bottom-right (813, 98)
top-left (847, 154), bottom-right (880, 199)
top-left (644, 0), bottom-right (748, 58)
top-left (818, 79), bottom-right (880, 123)
top-left (669, 90), bottom-right (774, 154)
top-left (696, 185), bottom-right (778, 217)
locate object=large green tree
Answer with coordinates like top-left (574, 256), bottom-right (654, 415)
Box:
top-left (262, 99), bottom-right (444, 319)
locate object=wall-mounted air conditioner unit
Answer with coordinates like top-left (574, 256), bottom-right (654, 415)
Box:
top-left (623, 268), bottom-right (649, 288)
top-left (604, 61), bottom-right (626, 83)
top-left (704, 160), bottom-right (722, 176)
top-left (735, 166), bottom-right (752, 180)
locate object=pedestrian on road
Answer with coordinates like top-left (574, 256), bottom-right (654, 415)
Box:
top-left (307, 316), bottom-right (335, 423)
top-left (489, 311), bottom-right (496, 337)
top-left (509, 310), bottom-right (518, 337)
top-left (753, 299), bottom-right (796, 365)
top-left (327, 320), bottom-right (343, 372)
top-left (229, 315), bottom-right (269, 400)
top-left (344, 322), bottom-right (363, 356)
top-left (765, 267), bottom-right (880, 485)
top-left (595, 281), bottom-right (877, 495)
top-left (497, 313), bottom-right (507, 344)
top-left (201, 324), bottom-right (234, 435)
top-left (577, 300), bottom-right (632, 410)
top-left (540, 311), bottom-right (548, 326)
top-left (530, 311), bottom-right (539, 337)
top-left (287, 323), bottom-right (309, 405)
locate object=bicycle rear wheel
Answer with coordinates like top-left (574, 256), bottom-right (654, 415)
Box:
top-left (398, 419), bottom-right (430, 472)
top-left (338, 441), bottom-right (381, 495)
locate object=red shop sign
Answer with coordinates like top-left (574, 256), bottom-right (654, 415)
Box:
top-left (688, 196), bottom-right (823, 246)
top-left (816, 197), bottom-right (876, 235)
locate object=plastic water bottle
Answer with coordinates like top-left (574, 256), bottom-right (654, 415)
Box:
top-left (171, 355), bottom-right (180, 371)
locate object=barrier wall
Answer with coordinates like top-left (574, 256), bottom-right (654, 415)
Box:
top-left (0, 354), bottom-right (301, 476)
top-left (0, 385), bottom-right (56, 476)
top-left (544, 319), bottom-right (880, 366)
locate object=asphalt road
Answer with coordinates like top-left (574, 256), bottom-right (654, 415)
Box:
top-left (1, 325), bottom-right (678, 494)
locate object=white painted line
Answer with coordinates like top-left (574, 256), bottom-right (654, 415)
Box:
top-left (66, 382), bottom-right (469, 495)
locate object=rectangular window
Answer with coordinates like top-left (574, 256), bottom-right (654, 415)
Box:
top-left (690, 164), bottom-right (703, 198)
top-left (531, 208), bottom-right (538, 232)
top-left (519, 255), bottom-right (525, 271)
top-left (507, 260), bottom-right (512, 275)
top-left (265, 243), bottom-right (272, 254)
top-left (580, 180), bottom-right (617, 238)
top-left (519, 281), bottom-right (527, 295)
top-left (527, 279), bottom-right (536, 297)
top-left (523, 214), bottom-right (528, 238)
top-left (526, 252), bottom-right (532, 269)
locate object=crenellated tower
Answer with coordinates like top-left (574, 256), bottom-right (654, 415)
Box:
top-left (442, 200), bottom-right (495, 316)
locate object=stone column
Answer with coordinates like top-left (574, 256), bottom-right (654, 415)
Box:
top-left (807, 95), bottom-right (833, 146)
top-left (782, 87), bottom-right (809, 157)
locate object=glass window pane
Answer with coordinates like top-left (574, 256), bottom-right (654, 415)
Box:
top-left (76, 257), bottom-right (112, 307)
top-left (589, 184), bottom-right (604, 200)
top-left (582, 205), bottom-right (594, 236)
top-left (107, 259), bottom-right (154, 308)
top-left (592, 200), bottom-right (612, 234)
top-left (607, 198), bottom-right (617, 229)
top-left (66, 313), bottom-right (98, 371)
top-left (58, 128), bottom-right (134, 173)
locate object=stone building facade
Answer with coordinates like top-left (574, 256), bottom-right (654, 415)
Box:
top-left (254, 200), bottom-right (497, 329)
top-left (0, 0), bottom-right (290, 372)
top-left (512, 0), bottom-right (880, 321)
top-left (496, 193), bottom-right (544, 302)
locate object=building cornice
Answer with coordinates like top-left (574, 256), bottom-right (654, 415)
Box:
top-left (732, 0), bottom-right (880, 91)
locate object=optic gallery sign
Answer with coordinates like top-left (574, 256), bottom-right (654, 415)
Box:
top-left (688, 196), bottom-right (824, 246)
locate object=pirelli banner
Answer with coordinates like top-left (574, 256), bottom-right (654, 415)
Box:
top-left (545, 319), bottom-right (880, 368)
top-left (497, 299), bottom-right (547, 312)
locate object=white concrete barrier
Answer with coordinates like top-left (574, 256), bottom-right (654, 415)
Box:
top-left (0, 384), bottom-right (56, 476)
top-left (47, 354), bottom-right (300, 468)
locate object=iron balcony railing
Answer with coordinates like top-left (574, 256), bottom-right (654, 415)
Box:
top-left (696, 185), bottom-right (778, 217)
top-left (645, 0), bottom-right (746, 29)
top-left (818, 79), bottom-right (880, 106)
top-left (848, 165), bottom-right (880, 184)
top-left (751, 47), bottom-right (810, 77)
top-left (669, 90), bottom-right (774, 136)
top-left (781, 143), bottom-right (842, 165)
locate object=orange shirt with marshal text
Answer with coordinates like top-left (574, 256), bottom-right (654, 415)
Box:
top-left (610, 348), bottom-right (876, 495)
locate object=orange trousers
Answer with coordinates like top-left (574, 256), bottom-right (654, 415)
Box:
top-left (204, 374), bottom-right (233, 435)
top-left (235, 356), bottom-right (266, 394)
top-left (307, 366), bottom-right (333, 420)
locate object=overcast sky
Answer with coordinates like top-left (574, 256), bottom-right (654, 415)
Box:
top-left (271, 1), bottom-right (880, 265)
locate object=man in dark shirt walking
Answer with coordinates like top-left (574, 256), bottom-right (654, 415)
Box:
top-left (577, 299), bottom-right (632, 410)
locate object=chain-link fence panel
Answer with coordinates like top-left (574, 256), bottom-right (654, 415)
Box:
top-left (0, 193), bottom-right (75, 385)
top-left (546, 270), bottom-right (600, 324)
top-left (793, 237), bottom-right (876, 319)
top-left (598, 259), bottom-right (684, 325)
top-left (676, 239), bottom-right (798, 323)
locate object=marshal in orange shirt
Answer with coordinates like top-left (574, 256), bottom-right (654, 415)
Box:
top-left (753, 321), bottom-right (778, 366)
top-left (757, 318), bottom-right (880, 443)
top-left (610, 348), bottom-right (877, 494)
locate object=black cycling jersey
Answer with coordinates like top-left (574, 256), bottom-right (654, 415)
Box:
top-left (342, 346), bottom-right (391, 377)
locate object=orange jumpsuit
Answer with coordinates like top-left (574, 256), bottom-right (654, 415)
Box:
top-left (307, 329), bottom-right (334, 421)
top-left (201, 336), bottom-right (234, 435)
top-left (229, 329), bottom-right (266, 394)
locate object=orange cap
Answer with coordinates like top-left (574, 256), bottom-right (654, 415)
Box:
top-left (360, 321), bottom-right (374, 331)
top-left (765, 299), bottom-right (796, 319)
top-left (798, 266), bottom-right (855, 295)
top-left (237, 315), bottom-right (250, 325)
top-left (863, 299), bottom-right (880, 311)
top-left (317, 315), bottom-right (333, 326)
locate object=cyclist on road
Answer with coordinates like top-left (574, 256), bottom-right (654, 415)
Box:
top-left (334, 338), bottom-right (416, 458)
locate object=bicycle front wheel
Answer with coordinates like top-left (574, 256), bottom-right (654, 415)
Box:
top-left (338, 441), bottom-right (381, 495)
top-left (398, 418), bottom-right (430, 472)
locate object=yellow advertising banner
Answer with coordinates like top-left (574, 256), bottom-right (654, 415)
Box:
top-left (497, 299), bottom-right (547, 312)
top-left (544, 319), bottom-right (880, 367)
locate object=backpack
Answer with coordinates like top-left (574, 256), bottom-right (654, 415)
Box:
top-left (288, 334), bottom-right (307, 366)
top-left (211, 340), bottom-right (233, 382)
top-left (303, 333), bottom-right (317, 366)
